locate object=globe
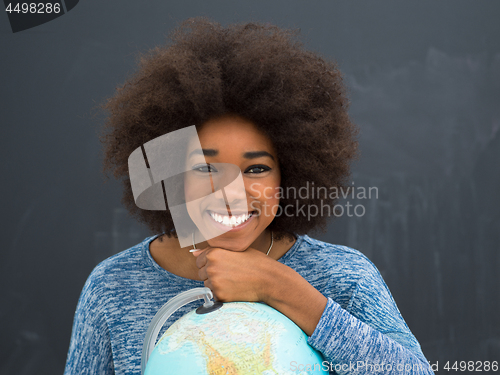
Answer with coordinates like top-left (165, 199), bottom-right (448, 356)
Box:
top-left (144, 301), bottom-right (328, 375)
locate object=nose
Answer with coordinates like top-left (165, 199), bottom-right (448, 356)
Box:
top-left (211, 164), bottom-right (248, 213)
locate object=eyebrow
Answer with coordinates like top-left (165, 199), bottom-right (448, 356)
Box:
top-left (188, 149), bottom-right (275, 161)
top-left (243, 151), bottom-right (275, 161)
top-left (189, 149), bottom-right (217, 158)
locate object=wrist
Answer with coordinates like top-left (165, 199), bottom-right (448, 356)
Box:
top-left (258, 260), bottom-right (328, 336)
top-left (258, 258), bottom-right (289, 304)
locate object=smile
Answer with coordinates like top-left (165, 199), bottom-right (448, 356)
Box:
top-left (208, 211), bottom-right (254, 228)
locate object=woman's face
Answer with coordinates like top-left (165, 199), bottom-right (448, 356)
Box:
top-left (184, 114), bottom-right (280, 251)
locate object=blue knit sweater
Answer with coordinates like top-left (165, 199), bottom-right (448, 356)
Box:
top-left (64, 233), bottom-right (433, 374)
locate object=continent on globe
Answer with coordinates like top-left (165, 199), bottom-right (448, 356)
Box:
top-left (144, 301), bottom-right (327, 375)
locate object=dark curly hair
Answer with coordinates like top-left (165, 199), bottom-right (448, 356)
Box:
top-left (99, 17), bottom-right (359, 243)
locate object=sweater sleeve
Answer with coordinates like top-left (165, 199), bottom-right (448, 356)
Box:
top-left (63, 267), bottom-right (115, 375)
top-left (307, 259), bottom-right (433, 375)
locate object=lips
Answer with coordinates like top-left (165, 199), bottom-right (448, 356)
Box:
top-left (207, 210), bottom-right (255, 227)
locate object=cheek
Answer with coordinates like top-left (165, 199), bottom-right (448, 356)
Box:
top-left (267, 186), bottom-right (281, 216)
top-left (184, 184), bottom-right (192, 202)
top-left (184, 174), bottom-right (213, 203)
top-left (184, 177), bottom-right (203, 217)
top-left (184, 175), bottom-right (193, 201)
top-left (248, 181), bottom-right (281, 217)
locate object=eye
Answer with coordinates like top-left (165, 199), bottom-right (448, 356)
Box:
top-left (192, 164), bottom-right (218, 173)
top-left (245, 165), bottom-right (271, 174)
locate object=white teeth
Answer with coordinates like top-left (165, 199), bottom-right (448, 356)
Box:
top-left (208, 211), bottom-right (253, 227)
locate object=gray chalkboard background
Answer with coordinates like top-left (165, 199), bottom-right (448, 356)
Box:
top-left (1, 1), bottom-right (499, 374)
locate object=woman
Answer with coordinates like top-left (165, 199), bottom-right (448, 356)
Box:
top-left (64, 17), bottom-right (433, 374)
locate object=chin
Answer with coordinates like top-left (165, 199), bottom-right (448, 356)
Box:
top-left (207, 236), bottom-right (251, 252)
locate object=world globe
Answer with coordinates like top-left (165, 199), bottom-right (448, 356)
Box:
top-left (144, 301), bottom-right (327, 375)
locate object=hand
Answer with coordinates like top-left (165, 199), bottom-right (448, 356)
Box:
top-left (192, 244), bottom-right (328, 336)
top-left (192, 246), bottom-right (273, 303)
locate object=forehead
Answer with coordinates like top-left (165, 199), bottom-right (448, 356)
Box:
top-left (197, 115), bottom-right (275, 152)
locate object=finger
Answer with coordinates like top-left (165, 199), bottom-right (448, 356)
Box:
top-left (191, 246), bottom-right (212, 257)
top-left (190, 249), bottom-right (204, 256)
top-left (195, 248), bottom-right (212, 269)
top-left (203, 279), bottom-right (213, 292)
top-left (198, 267), bottom-right (208, 281)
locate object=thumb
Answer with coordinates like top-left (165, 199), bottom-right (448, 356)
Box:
top-left (190, 247), bottom-right (210, 257)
